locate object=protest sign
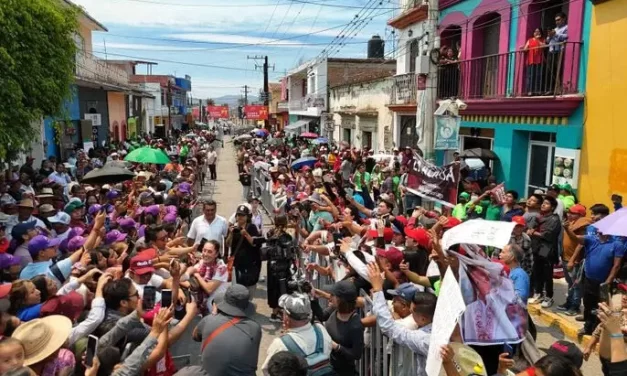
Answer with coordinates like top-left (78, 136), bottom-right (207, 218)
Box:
top-left (406, 154), bottom-right (460, 208)
top-left (426, 268), bottom-right (466, 376)
top-left (441, 219), bottom-right (515, 250)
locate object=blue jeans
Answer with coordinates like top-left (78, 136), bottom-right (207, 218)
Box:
top-left (562, 259), bottom-right (582, 310)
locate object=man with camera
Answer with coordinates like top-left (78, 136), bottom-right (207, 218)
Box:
top-left (261, 292), bottom-right (333, 376)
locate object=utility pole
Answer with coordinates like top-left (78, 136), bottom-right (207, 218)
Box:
top-left (167, 81), bottom-right (172, 137)
top-left (421, 0), bottom-right (440, 162)
top-left (248, 55), bottom-right (275, 130)
top-left (243, 85), bottom-right (250, 106)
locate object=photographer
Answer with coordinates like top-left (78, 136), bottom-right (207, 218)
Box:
top-left (227, 205), bottom-right (262, 300)
top-left (265, 215), bottom-right (297, 323)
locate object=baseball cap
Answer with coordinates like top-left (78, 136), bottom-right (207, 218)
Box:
top-left (40, 291), bottom-right (85, 322)
top-left (106, 190), bottom-right (120, 200)
top-left (163, 213), bottom-right (177, 223)
top-left (448, 343), bottom-right (488, 376)
top-left (387, 283), bottom-right (418, 302)
top-left (367, 228), bottom-right (394, 243)
top-left (48, 212), bottom-right (71, 225)
top-left (0, 283), bottom-right (11, 299)
top-left (118, 217), bottom-right (137, 230)
top-left (143, 205), bottom-right (160, 217)
top-left (28, 235), bottom-right (61, 256)
top-left (405, 227), bottom-right (430, 248)
top-left (278, 293), bottom-right (312, 321)
top-left (178, 182), bottom-right (192, 194)
top-left (87, 204), bottom-right (102, 216)
top-left (568, 204), bottom-right (586, 216)
top-left (11, 221), bottom-right (37, 240)
top-left (511, 216), bottom-right (526, 227)
top-left (546, 340), bottom-right (584, 369)
top-left (105, 230), bottom-right (127, 245)
top-left (64, 200), bottom-right (84, 214)
top-left (459, 192), bottom-right (471, 200)
top-left (326, 280), bottom-right (358, 302)
top-left (443, 217), bottom-right (462, 229)
top-left (375, 247), bottom-right (404, 268)
top-left (130, 253), bottom-right (155, 275)
top-left (67, 236), bottom-right (86, 253)
top-left (236, 204), bottom-right (251, 216)
top-left (0, 253), bottom-right (21, 269)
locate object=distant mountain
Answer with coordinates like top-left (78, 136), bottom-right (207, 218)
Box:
top-left (212, 95), bottom-right (259, 108)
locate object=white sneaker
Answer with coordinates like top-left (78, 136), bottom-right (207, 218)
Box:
top-left (528, 294), bottom-right (543, 304)
top-left (541, 298), bottom-right (554, 308)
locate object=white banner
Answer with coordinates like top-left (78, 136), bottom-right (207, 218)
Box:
top-left (441, 219), bottom-right (516, 251)
top-left (425, 268), bottom-right (467, 376)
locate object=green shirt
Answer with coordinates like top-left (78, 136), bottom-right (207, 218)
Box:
top-left (452, 203), bottom-right (470, 220)
top-left (481, 200), bottom-right (503, 221)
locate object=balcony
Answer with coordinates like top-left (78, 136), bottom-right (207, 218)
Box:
top-left (277, 101), bottom-right (289, 111)
top-left (389, 73), bottom-right (418, 107)
top-left (288, 94), bottom-right (327, 115)
top-left (437, 42), bottom-right (584, 116)
top-left (388, 0), bottom-right (428, 30)
top-left (75, 52), bottom-right (130, 88)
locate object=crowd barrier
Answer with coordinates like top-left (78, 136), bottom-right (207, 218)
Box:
top-left (251, 165), bottom-right (286, 223)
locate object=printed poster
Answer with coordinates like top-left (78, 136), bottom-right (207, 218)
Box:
top-left (552, 147), bottom-right (580, 188)
top-left (207, 106), bottom-right (230, 119)
top-left (434, 115), bottom-right (460, 150)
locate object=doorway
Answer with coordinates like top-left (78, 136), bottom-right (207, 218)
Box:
top-left (471, 13), bottom-right (501, 98)
top-left (525, 132), bottom-right (556, 197)
top-left (399, 116), bottom-right (418, 149)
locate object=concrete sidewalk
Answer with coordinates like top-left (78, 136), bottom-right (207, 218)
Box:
top-left (209, 136), bottom-right (280, 374)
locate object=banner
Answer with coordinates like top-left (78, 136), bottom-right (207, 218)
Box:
top-left (406, 154), bottom-right (460, 208)
top-left (244, 105), bottom-right (269, 120)
top-left (434, 115), bottom-right (460, 150)
top-left (441, 219), bottom-right (516, 251)
top-left (192, 106), bottom-right (200, 120)
top-left (207, 106), bottom-right (229, 119)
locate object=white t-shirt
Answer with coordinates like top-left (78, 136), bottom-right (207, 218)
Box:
top-left (196, 259), bottom-right (229, 308)
top-left (131, 274), bottom-right (165, 304)
top-left (187, 215), bottom-right (228, 245)
top-left (206, 150), bottom-right (218, 165)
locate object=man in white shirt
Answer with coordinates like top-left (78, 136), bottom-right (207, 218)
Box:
top-left (187, 199), bottom-right (228, 248)
top-left (48, 163), bottom-right (71, 188)
top-left (206, 146), bottom-right (218, 180)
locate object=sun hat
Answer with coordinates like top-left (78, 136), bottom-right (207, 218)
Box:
top-left (278, 292), bottom-right (311, 321)
top-left (38, 204), bottom-right (55, 215)
top-left (448, 342), bottom-right (488, 376)
top-left (36, 188), bottom-right (55, 199)
top-left (17, 198), bottom-right (35, 208)
top-left (217, 284), bottom-right (255, 318)
top-left (12, 315), bottom-right (73, 366)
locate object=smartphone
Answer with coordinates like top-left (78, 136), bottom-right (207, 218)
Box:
top-left (333, 232), bottom-right (343, 253)
top-left (503, 343), bottom-right (514, 359)
top-left (142, 286), bottom-right (157, 311)
top-left (85, 334), bottom-right (98, 367)
top-left (600, 283), bottom-right (611, 306)
top-left (161, 289), bottom-right (172, 308)
top-left (104, 216), bottom-right (111, 233)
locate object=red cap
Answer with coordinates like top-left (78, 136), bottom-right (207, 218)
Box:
top-left (0, 283), bottom-right (11, 299)
top-left (40, 291), bottom-right (85, 321)
top-left (569, 204), bottom-right (586, 216)
top-left (395, 216), bottom-right (408, 227)
top-left (443, 217), bottom-right (461, 229)
top-left (424, 211), bottom-right (439, 219)
top-left (375, 247), bottom-right (404, 267)
top-left (367, 228), bottom-right (394, 243)
top-left (130, 253), bottom-right (156, 275)
top-left (405, 228), bottom-right (430, 248)
top-left (511, 216), bottom-right (526, 227)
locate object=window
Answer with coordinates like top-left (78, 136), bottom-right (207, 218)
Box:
top-left (408, 39), bottom-right (419, 73)
top-left (343, 128), bottom-right (352, 143)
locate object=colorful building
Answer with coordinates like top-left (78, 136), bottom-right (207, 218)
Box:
top-left (577, 0), bottom-right (627, 208)
top-left (435, 0), bottom-right (590, 197)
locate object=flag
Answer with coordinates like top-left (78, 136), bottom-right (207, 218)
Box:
top-left (491, 183), bottom-right (506, 205)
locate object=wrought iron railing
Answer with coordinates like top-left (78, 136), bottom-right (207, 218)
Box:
top-left (437, 41), bottom-right (583, 100)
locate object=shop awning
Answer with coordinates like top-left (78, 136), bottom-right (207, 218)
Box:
top-left (284, 120), bottom-right (310, 131)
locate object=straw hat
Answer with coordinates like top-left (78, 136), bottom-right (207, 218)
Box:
top-left (12, 315), bottom-right (72, 366)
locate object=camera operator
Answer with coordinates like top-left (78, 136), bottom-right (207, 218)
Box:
top-left (227, 205), bottom-right (262, 300)
top-left (265, 215), bottom-right (297, 323)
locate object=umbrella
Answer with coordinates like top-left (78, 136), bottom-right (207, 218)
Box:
top-left (459, 148), bottom-right (499, 160)
top-left (235, 134), bottom-right (252, 142)
top-left (291, 157), bottom-right (318, 170)
top-left (255, 130), bottom-right (267, 138)
top-left (124, 146), bottom-right (171, 165)
top-left (264, 138), bottom-right (284, 146)
top-left (464, 158), bottom-right (486, 170)
top-left (312, 137), bottom-right (328, 145)
top-left (81, 164), bottom-right (136, 185)
top-left (300, 132), bottom-right (318, 139)
top-left (590, 208), bottom-right (627, 237)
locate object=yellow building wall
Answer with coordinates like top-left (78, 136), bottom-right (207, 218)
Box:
top-left (107, 92), bottom-right (127, 141)
top-left (578, 0), bottom-right (627, 209)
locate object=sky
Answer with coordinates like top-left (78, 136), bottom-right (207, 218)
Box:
top-left (71, 0), bottom-right (401, 99)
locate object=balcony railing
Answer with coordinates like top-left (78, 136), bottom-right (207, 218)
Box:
top-left (75, 52), bottom-right (130, 87)
top-left (288, 99), bottom-right (306, 111)
top-left (437, 42), bottom-right (582, 100)
top-left (288, 94), bottom-right (327, 112)
top-left (390, 73), bottom-right (417, 105)
top-left (277, 101), bottom-right (289, 111)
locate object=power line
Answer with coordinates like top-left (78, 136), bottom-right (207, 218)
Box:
top-left (111, 0), bottom-right (401, 9)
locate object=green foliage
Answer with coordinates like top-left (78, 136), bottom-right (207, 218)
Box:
top-left (207, 98), bottom-right (215, 106)
top-left (0, 0), bottom-right (78, 159)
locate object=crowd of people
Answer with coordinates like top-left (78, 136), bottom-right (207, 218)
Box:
top-left (0, 123), bottom-right (625, 376)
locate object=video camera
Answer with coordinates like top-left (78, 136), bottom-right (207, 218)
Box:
top-left (286, 278), bottom-right (312, 295)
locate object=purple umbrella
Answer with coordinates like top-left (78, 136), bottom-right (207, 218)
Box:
top-left (591, 208), bottom-right (627, 237)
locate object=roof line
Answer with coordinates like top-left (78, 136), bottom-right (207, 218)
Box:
top-left (63, 0), bottom-right (108, 32)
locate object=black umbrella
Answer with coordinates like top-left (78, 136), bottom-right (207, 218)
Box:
top-left (81, 163), bottom-right (136, 185)
top-left (459, 148), bottom-right (499, 160)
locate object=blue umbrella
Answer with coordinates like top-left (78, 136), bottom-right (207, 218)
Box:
top-left (291, 157), bottom-right (317, 170)
top-left (312, 137), bottom-right (328, 145)
top-left (255, 130), bottom-right (267, 138)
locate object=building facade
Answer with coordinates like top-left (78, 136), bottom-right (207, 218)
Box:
top-left (577, 0), bottom-right (626, 209)
top-left (434, 0), bottom-right (589, 197)
top-left (330, 78), bottom-right (394, 152)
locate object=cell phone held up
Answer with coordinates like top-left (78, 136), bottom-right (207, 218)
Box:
top-left (85, 334), bottom-right (98, 368)
top-left (142, 286), bottom-right (157, 311)
top-left (161, 289), bottom-right (172, 308)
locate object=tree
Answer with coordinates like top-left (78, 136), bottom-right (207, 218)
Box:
top-left (0, 0), bottom-right (78, 160)
top-left (206, 98), bottom-right (215, 106)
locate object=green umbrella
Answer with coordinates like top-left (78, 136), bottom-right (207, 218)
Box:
top-left (124, 146), bottom-right (171, 164)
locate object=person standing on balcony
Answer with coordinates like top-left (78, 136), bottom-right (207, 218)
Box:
top-left (522, 28), bottom-right (546, 96)
top-left (546, 12), bottom-right (568, 94)
top-left (438, 47), bottom-right (460, 98)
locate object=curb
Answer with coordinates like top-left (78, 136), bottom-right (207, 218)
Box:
top-left (528, 303), bottom-right (598, 352)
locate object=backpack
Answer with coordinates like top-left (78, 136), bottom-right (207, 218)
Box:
top-left (280, 325), bottom-right (334, 376)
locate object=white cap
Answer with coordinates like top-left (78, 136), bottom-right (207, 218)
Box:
top-left (48, 212), bottom-right (71, 225)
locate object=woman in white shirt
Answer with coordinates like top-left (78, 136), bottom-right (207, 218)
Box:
top-left (187, 239), bottom-right (229, 314)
